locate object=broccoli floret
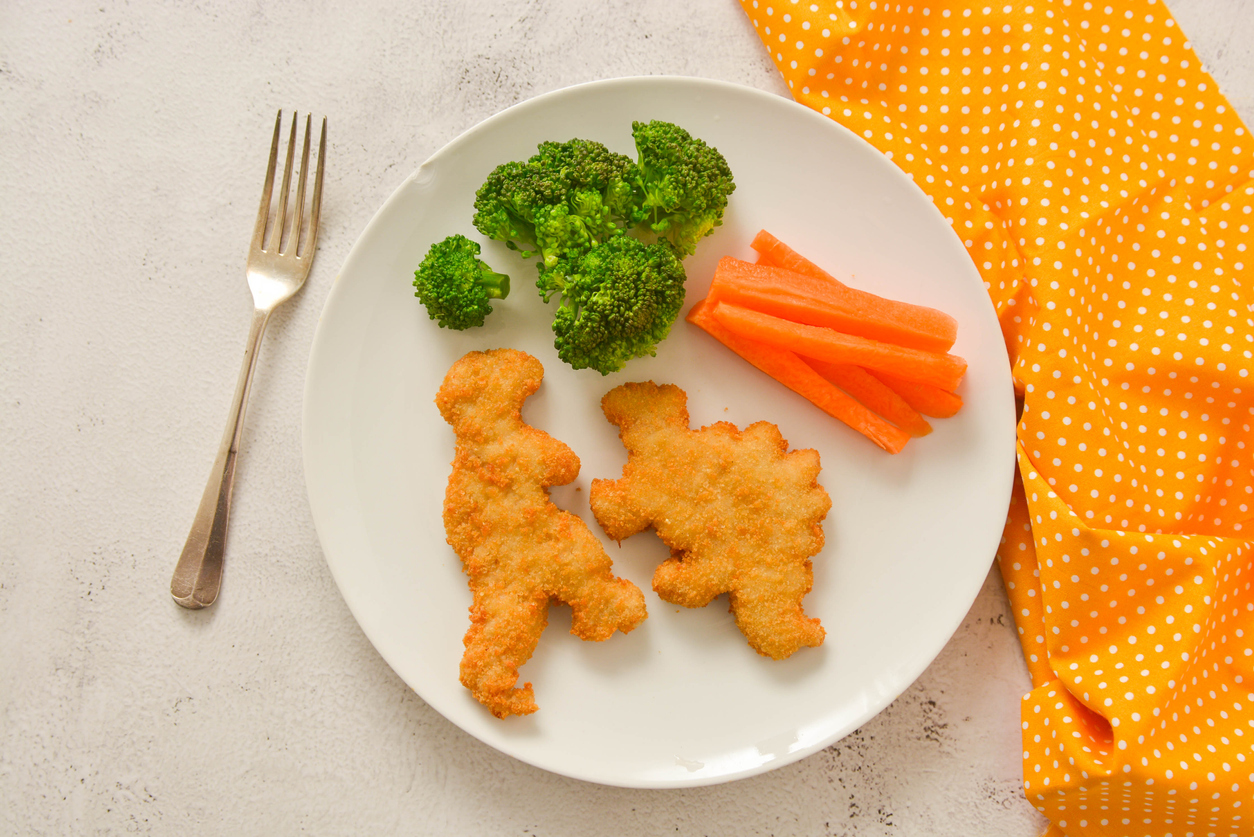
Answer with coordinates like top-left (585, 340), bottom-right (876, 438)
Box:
top-left (631, 120), bottom-right (736, 257)
top-left (529, 138), bottom-right (640, 231)
top-left (470, 160), bottom-right (548, 259)
top-left (412, 234), bottom-right (510, 330)
top-left (547, 235), bottom-right (688, 375)
top-left (472, 139), bottom-right (639, 291)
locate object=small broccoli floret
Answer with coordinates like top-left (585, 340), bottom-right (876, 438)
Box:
top-left (472, 139), bottom-right (640, 292)
top-left (530, 202), bottom-right (598, 298)
top-left (529, 138), bottom-right (640, 230)
top-left (470, 160), bottom-right (548, 259)
top-left (412, 234), bottom-right (510, 330)
top-left (547, 235), bottom-right (688, 375)
top-left (631, 120), bottom-right (736, 257)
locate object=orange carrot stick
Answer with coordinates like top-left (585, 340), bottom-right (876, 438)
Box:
top-left (711, 301), bottom-right (968, 391)
top-left (711, 257), bottom-right (957, 353)
top-left (686, 300), bottom-right (910, 454)
top-left (749, 230), bottom-right (959, 351)
top-left (750, 229), bottom-right (839, 283)
top-left (805, 360), bottom-right (932, 437)
top-left (868, 370), bottom-right (964, 418)
top-left (753, 242), bottom-right (783, 269)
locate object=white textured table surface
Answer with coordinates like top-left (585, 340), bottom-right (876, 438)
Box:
top-left (2, 2), bottom-right (1250, 834)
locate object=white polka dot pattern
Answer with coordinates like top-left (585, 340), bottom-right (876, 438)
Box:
top-left (739, 1), bottom-right (1254, 835)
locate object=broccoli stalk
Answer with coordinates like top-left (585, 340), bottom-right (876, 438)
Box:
top-left (631, 120), bottom-right (736, 257)
top-left (412, 234), bottom-right (510, 330)
top-left (547, 236), bottom-right (688, 375)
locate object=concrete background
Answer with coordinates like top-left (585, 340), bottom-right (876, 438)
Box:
top-left (1, 1), bottom-right (1249, 834)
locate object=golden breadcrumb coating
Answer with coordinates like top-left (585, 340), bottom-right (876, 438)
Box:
top-left (590, 382), bottom-right (830, 660)
top-left (436, 349), bottom-right (647, 718)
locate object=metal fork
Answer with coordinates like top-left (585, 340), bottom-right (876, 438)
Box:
top-left (171, 110), bottom-right (327, 609)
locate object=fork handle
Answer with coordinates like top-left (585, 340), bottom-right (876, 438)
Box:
top-left (171, 306), bottom-right (272, 609)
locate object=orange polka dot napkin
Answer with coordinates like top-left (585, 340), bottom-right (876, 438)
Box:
top-left (738, 1), bottom-right (1254, 834)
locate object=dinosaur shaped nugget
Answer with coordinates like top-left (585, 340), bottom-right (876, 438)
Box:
top-left (437, 349), bottom-right (647, 718)
top-left (590, 382), bottom-right (830, 660)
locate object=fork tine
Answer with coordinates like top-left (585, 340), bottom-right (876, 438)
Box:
top-left (291, 114), bottom-right (312, 258)
top-left (273, 113), bottom-right (298, 253)
top-left (304, 117), bottom-right (327, 259)
top-left (251, 110), bottom-right (283, 252)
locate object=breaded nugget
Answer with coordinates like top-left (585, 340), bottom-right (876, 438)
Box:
top-left (590, 382), bottom-right (830, 660)
top-left (436, 349), bottom-right (647, 718)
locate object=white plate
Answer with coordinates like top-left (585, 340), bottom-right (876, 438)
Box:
top-left (303, 76), bottom-right (1016, 788)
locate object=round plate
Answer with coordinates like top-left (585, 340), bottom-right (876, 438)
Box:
top-left (302, 76), bottom-right (1015, 788)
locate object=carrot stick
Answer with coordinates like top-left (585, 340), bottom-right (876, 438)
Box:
top-left (748, 231), bottom-right (959, 351)
top-left (805, 360), bottom-right (932, 437)
top-left (712, 257), bottom-right (957, 353)
top-left (751, 230), bottom-right (839, 283)
top-left (711, 301), bottom-right (968, 391)
top-left (686, 300), bottom-right (910, 454)
top-left (868, 370), bottom-right (964, 418)
top-left (754, 244), bottom-right (782, 268)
